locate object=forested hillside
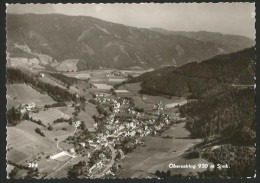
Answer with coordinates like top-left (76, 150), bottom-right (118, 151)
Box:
top-left (180, 88), bottom-right (255, 144)
top-left (7, 68), bottom-right (79, 102)
top-left (118, 47), bottom-right (255, 98)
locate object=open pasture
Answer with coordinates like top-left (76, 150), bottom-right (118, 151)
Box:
top-left (121, 83), bottom-right (142, 93)
top-left (131, 96), bottom-right (153, 111)
top-left (7, 121), bottom-right (56, 163)
top-left (78, 103), bottom-right (98, 128)
top-left (43, 123), bottom-right (75, 142)
top-left (7, 84), bottom-right (55, 109)
top-left (30, 108), bottom-right (71, 126)
top-left (117, 122), bottom-right (203, 178)
top-left (10, 57), bottom-right (45, 70)
top-left (141, 95), bottom-right (187, 109)
top-left (56, 106), bottom-right (75, 116)
top-left (56, 59), bottom-right (79, 72)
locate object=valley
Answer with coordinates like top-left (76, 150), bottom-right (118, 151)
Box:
top-left (5, 8), bottom-right (256, 179)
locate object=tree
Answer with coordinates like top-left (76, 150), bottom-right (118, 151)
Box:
top-left (9, 167), bottom-right (18, 178)
top-left (47, 125), bottom-right (53, 131)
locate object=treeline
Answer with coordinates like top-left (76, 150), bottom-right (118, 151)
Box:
top-left (116, 47), bottom-right (255, 98)
top-left (180, 88), bottom-right (255, 145)
top-left (67, 161), bottom-right (87, 178)
top-left (49, 73), bottom-right (80, 88)
top-left (44, 102), bottom-right (66, 108)
top-left (35, 127), bottom-right (45, 137)
top-left (7, 68), bottom-right (80, 102)
top-left (7, 107), bottom-right (22, 126)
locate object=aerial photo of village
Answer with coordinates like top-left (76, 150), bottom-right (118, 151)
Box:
top-left (6, 3), bottom-right (256, 179)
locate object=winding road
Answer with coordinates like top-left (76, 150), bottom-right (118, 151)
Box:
top-left (94, 144), bottom-right (116, 178)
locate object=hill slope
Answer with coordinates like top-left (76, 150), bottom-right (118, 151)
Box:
top-left (7, 14), bottom-right (255, 69)
top-left (117, 47), bottom-right (255, 98)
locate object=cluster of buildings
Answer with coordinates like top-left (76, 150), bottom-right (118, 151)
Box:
top-left (105, 70), bottom-right (125, 77)
top-left (79, 94), bottom-right (174, 176)
top-left (19, 103), bottom-right (37, 114)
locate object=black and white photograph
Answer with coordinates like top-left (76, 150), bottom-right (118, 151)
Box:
top-left (5, 3), bottom-right (256, 179)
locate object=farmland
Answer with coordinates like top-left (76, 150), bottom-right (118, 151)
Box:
top-left (56, 59), bottom-right (79, 72)
top-left (116, 122), bottom-right (210, 178)
top-left (7, 84), bottom-right (55, 109)
top-left (77, 103), bottom-right (99, 128)
top-left (30, 108), bottom-right (71, 126)
top-left (7, 121), bottom-right (56, 164)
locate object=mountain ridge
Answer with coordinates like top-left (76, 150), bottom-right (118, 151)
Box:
top-left (7, 13), bottom-right (255, 70)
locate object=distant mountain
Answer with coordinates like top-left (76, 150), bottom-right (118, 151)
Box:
top-left (117, 47), bottom-right (255, 98)
top-left (151, 28), bottom-right (255, 51)
top-left (7, 14), bottom-right (255, 70)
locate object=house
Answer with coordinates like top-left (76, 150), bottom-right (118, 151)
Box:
top-left (80, 142), bottom-right (86, 147)
top-left (89, 164), bottom-right (97, 173)
top-left (75, 121), bottom-right (81, 127)
top-left (130, 131), bottom-right (136, 137)
top-left (118, 149), bottom-right (125, 159)
top-left (25, 103), bottom-right (36, 111)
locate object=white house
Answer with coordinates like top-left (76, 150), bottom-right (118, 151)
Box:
top-left (25, 103), bottom-right (36, 111)
top-left (80, 142), bottom-right (86, 147)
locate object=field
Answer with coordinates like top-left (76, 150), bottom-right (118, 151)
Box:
top-left (7, 119), bottom-right (78, 178)
top-left (7, 121), bottom-right (56, 164)
top-left (56, 106), bottom-right (75, 116)
top-left (30, 108), bottom-right (71, 126)
top-left (77, 103), bottom-right (99, 128)
top-left (116, 122), bottom-right (209, 178)
top-left (7, 84), bottom-right (55, 109)
top-left (56, 59), bottom-right (79, 72)
top-left (9, 57), bottom-right (45, 70)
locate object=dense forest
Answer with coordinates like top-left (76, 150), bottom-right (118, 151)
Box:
top-left (7, 68), bottom-right (79, 102)
top-left (116, 47), bottom-right (255, 98)
top-left (180, 88), bottom-right (255, 144)
top-left (48, 72), bottom-right (81, 88)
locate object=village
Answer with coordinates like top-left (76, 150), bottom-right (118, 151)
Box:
top-left (7, 67), bottom-right (187, 179)
top-left (44, 90), bottom-right (187, 178)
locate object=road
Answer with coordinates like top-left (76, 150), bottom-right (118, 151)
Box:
top-left (94, 144), bottom-right (116, 178)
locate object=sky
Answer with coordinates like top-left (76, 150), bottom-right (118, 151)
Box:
top-left (6, 3), bottom-right (255, 39)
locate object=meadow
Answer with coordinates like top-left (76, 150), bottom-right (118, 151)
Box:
top-left (116, 122), bottom-right (208, 178)
top-left (56, 59), bottom-right (79, 72)
top-left (7, 84), bottom-right (55, 109)
top-left (30, 108), bottom-right (71, 126)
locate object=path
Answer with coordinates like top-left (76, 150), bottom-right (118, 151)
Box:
top-left (44, 124), bottom-right (78, 179)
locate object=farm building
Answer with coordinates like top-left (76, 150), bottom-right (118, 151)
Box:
top-left (25, 103), bottom-right (36, 111)
top-left (50, 151), bottom-right (68, 160)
